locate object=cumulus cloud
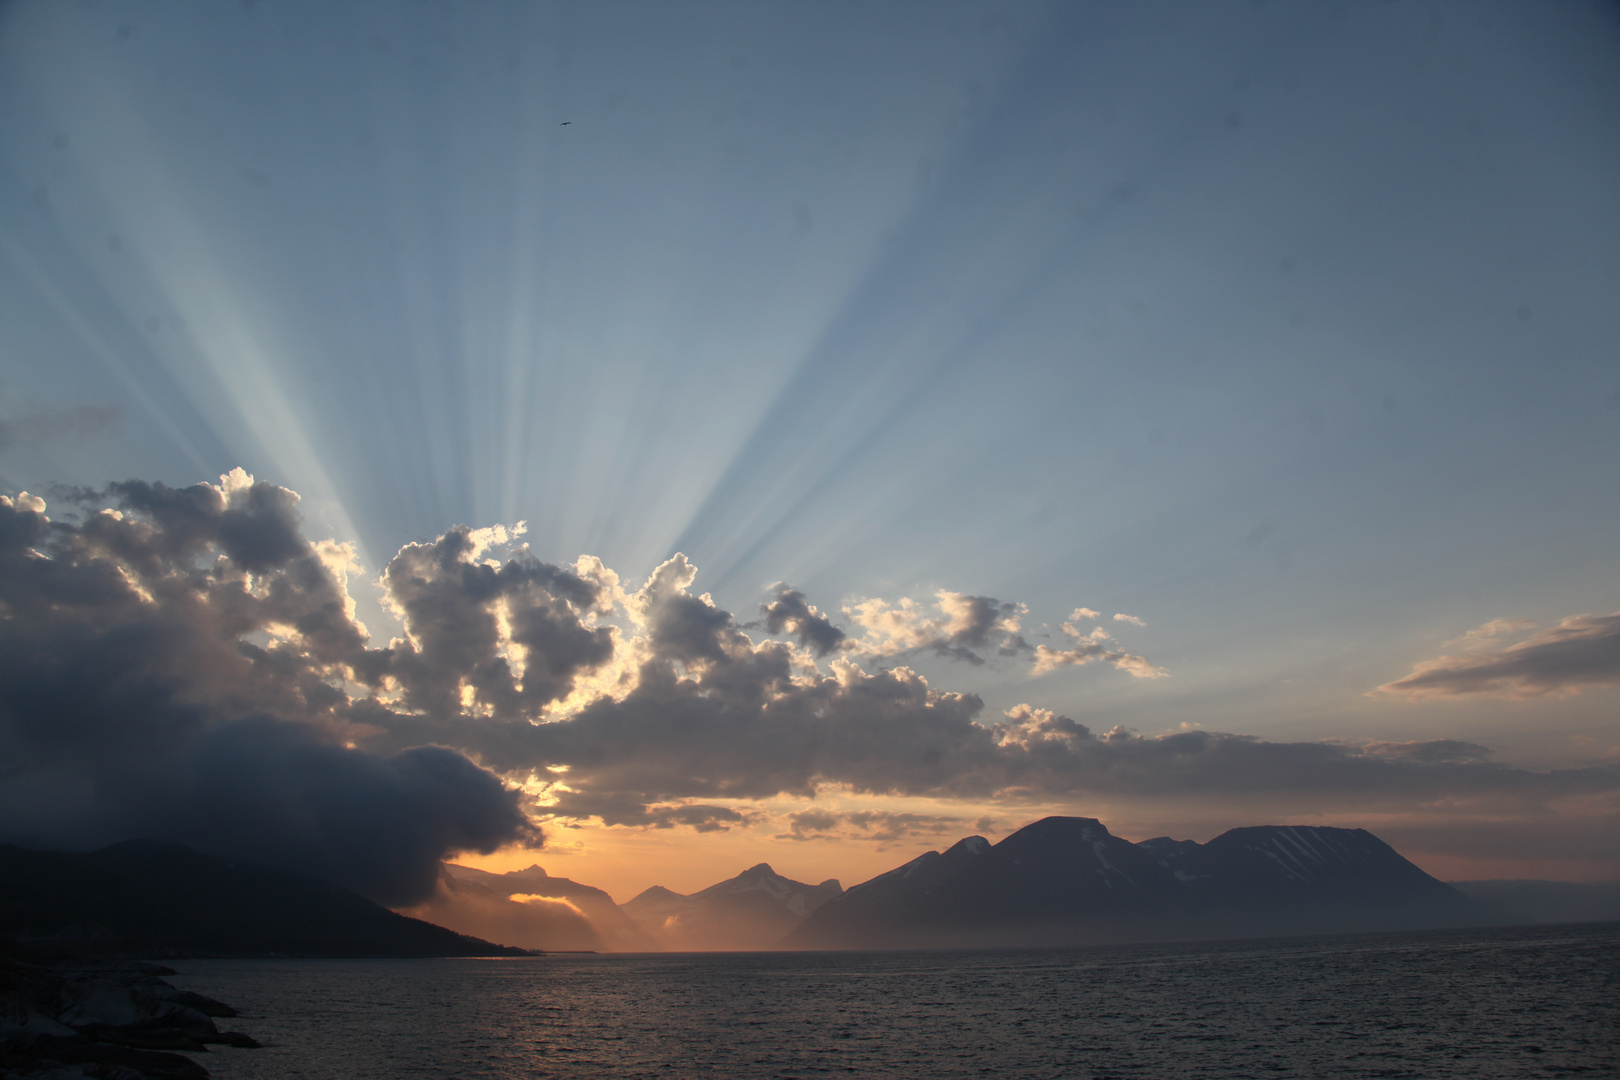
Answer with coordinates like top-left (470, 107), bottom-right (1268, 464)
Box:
top-left (5, 472), bottom-right (1612, 886)
top-left (760, 584), bottom-right (846, 657)
top-left (1379, 613), bottom-right (1620, 699)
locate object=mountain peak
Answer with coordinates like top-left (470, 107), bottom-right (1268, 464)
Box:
top-left (992, 815), bottom-right (1116, 858)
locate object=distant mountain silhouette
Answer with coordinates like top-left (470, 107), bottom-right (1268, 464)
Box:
top-left (622, 863), bottom-right (842, 950)
top-left (399, 863), bottom-right (655, 951)
top-left (0, 841), bottom-right (526, 957)
top-left (784, 817), bottom-right (1493, 949)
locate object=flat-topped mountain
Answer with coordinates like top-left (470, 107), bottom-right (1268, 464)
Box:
top-left (784, 817), bottom-right (1491, 949)
top-left (0, 841), bottom-right (526, 958)
top-left (623, 863), bottom-right (842, 950)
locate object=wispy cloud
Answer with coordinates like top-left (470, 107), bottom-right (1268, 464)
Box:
top-left (778, 809), bottom-right (970, 843)
top-left (1379, 613), bottom-right (1620, 699)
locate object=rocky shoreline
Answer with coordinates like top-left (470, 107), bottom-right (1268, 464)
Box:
top-left (1, 946), bottom-right (258, 1080)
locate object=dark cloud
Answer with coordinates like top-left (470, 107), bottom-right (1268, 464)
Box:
top-left (1379, 613), bottom-right (1620, 698)
top-left (109, 474), bottom-right (308, 573)
top-left (933, 593), bottom-right (1024, 660)
top-left (761, 584), bottom-right (847, 657)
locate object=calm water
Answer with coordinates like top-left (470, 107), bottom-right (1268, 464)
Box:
top-left (176, 923), bottom-right (1618, 1080)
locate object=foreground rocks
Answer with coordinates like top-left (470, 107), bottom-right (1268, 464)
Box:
top-left (1, 950), bottom-right (256, 1079)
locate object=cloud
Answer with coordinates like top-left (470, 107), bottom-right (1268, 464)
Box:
top-left (1113, 612), bottom-right (1146, 626)
top-left (5, 473), bottom-right (1613, 886)
top-left (842, 590), bottom-right (1029, 665)
top-left (1379, 613), bottom-right (1620, 699)
top-left (760, 584), bottom-right (847, 657)
top-left (778, 808), bottom-right (970, 843)
top-left (1442, 618), bottom-right (1538, 651)
top-left (1030, 619), bottom-right (1165, 678)
top-left (544, 790), bottom-right (754, 833)
top-left (1070, 607), bottom-right (1100, 621)
top-left (363, 521), bottom-right (615, 721)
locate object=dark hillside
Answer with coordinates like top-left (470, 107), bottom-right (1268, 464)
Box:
top-left (0, 840), bottom-right (526, 957)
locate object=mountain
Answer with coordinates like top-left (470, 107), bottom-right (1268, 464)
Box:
top-left (0, 840), bottom-right (526, 958)
top-left (399, 864), bottom-right (655, 952)
top-left (784, 817), bottom-right (1492, 950)
top-left (622, 864), bottom-right (843, 950)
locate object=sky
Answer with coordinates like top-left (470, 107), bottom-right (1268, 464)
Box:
top-left (0, 0), bottom-right (1616, 906)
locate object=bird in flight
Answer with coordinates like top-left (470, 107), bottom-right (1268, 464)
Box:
top-left (560, 121), bottom-right (571, 126)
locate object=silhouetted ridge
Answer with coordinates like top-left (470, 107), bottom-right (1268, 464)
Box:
top-left (785, 816), bottom-right (1491, 949)
top-left (0, 841), bottom-right (526, 957)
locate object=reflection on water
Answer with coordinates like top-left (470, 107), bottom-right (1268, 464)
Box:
top-left (179, 923), bottom-right (1618, 1079)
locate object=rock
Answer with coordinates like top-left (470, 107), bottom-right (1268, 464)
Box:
top-left (1, 955), bottom-right (257, 1078)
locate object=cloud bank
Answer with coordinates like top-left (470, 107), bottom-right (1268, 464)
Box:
top-left (2, 473), bottom-right (1613, 892)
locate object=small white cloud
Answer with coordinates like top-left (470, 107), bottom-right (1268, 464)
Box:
top-left (1113, 613), bottom-right (1146, 627)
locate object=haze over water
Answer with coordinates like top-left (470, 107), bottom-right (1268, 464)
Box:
top-left (179, 923), bottom-right (1617, 1080)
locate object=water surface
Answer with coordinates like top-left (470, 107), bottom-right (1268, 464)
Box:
top-left (178, 922), bottom-right (1619, 1079)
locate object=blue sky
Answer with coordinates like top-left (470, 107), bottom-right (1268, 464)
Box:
top-left (1, 0), bottom-right (1616, 894)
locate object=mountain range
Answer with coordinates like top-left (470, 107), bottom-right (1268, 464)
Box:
top-left (8, 822), bottom-right (1608, 958)
top-left (783, 817), bottom-right (1492, 949)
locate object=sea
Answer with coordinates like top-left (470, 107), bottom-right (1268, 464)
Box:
top-left (175, 922), bottom-right (1617, 1080)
